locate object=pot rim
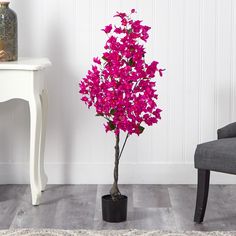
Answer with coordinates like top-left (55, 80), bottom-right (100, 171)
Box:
top-left (102, 194), bottom-right (128, 201)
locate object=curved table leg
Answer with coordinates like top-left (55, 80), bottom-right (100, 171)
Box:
top-left (29, 94), bottom-right (42, 206)
top-left (39, 89), bottom-right (48, 192)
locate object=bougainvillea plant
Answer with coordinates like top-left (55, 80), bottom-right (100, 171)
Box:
top-left (80, 9), bottom-right (164, 201)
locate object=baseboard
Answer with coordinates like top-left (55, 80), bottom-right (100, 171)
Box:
top-left (0, 162), bottom-right (236, 184)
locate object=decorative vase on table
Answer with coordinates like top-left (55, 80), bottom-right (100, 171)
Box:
top-left (0, 1), bottom-right (17, 61)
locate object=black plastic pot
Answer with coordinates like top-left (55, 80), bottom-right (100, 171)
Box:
top-left (102, 194), bottom-right (128, 222)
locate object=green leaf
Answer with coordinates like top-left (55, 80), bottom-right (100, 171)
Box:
top-left (110, 108), bottom-right (116, 115)
top-left (130, 46), bottom-right (135, 52)
top-left (108, 121), bottom-right (116, 131)
top-left (138, 125), bottom-right (145, 134)
top-left (127, 28), bottom-right (132, 34)
top-left (128, 58), bottom-right (134, 66)
top-left (102, 56), bottom-right (107, 61)
top-left (96, 113), bottom-right (103, 117)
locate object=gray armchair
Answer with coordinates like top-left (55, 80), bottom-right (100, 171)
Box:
top-left (194, 122), bottom-right (236, 223)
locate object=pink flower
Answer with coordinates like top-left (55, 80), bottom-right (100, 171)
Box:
top-left (80, 10), bottom-right (164, 136)
top-left (102, 24), bottom-right (112, 34)
top-left (121, 18), bottom-right (128, 26)
top-left (93, 57), bottom-right (101, 65)
top-left (114, 27), bottom-right (123, 34)
top-left (114, 12), bottom-right (127, 19)
top-left (81, 96), bottom-right (88, 102)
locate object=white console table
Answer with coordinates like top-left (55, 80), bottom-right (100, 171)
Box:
top-left (0, 58), bottom-right (51, 205)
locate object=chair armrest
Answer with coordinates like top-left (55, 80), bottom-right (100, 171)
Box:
top-left (217, 122), bottom-right (236, 139)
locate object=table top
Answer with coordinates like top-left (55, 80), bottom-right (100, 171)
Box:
top-left (0, 58), bottom-right (52, 71)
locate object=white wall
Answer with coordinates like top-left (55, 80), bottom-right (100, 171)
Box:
top-left (1, 0), bottom-right (236, 184)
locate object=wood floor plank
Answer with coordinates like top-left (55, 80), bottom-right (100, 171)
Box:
top-left (11, 185), bottom-right (97, 229)
top-left (203, 185), bottom-right (236, 230)
top-left (0, 184), bottom-right (235, 230)
top-left (168, 185), bottom-right (236, 231)
top-left (0, 185), bottom-right (27, 229)
top-left (10, 185), bottom-right (64, 229)
top-left (94, 185), bottom-right (176, 230)
top-left (168, 185), bottom-right (207, 231)
top-left (133, 185), bottom-right (171, 208)
top-left (128, 207), bottom-right (177, 230)
top-left (52, 185), bottom-right (97, 229)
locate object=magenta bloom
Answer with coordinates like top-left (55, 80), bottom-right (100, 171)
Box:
top-left (102, 24), bottom-right (112, 34)
top-left (80, 10), bottom-right (164, 136)
top-left (93, 57), bottom-right (101, 65)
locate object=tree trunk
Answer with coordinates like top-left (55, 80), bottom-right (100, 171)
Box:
top-left (110, 133), bottom-right (121, 201)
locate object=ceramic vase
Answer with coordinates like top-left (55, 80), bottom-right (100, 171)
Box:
top-left (0, 1), bottom-right (17, 61)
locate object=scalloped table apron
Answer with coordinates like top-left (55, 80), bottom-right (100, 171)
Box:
top-left (0, 58), bottom-right (51, 205)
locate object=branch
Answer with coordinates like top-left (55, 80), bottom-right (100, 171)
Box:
top-left (118, 133), bottom-right (129, 160)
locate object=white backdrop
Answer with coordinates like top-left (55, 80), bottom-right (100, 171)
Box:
top-left (0, 0), bottom-right (236, 184)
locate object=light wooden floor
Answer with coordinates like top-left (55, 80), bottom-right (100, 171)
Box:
top-left (1, 184), bottom-right (236, 231)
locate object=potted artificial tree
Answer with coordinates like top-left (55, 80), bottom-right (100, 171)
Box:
top-left (80, 9), bottom-right (164, 223)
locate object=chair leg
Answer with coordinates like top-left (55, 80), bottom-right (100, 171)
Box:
top-left (194, 169), bottom-right (210, 224)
